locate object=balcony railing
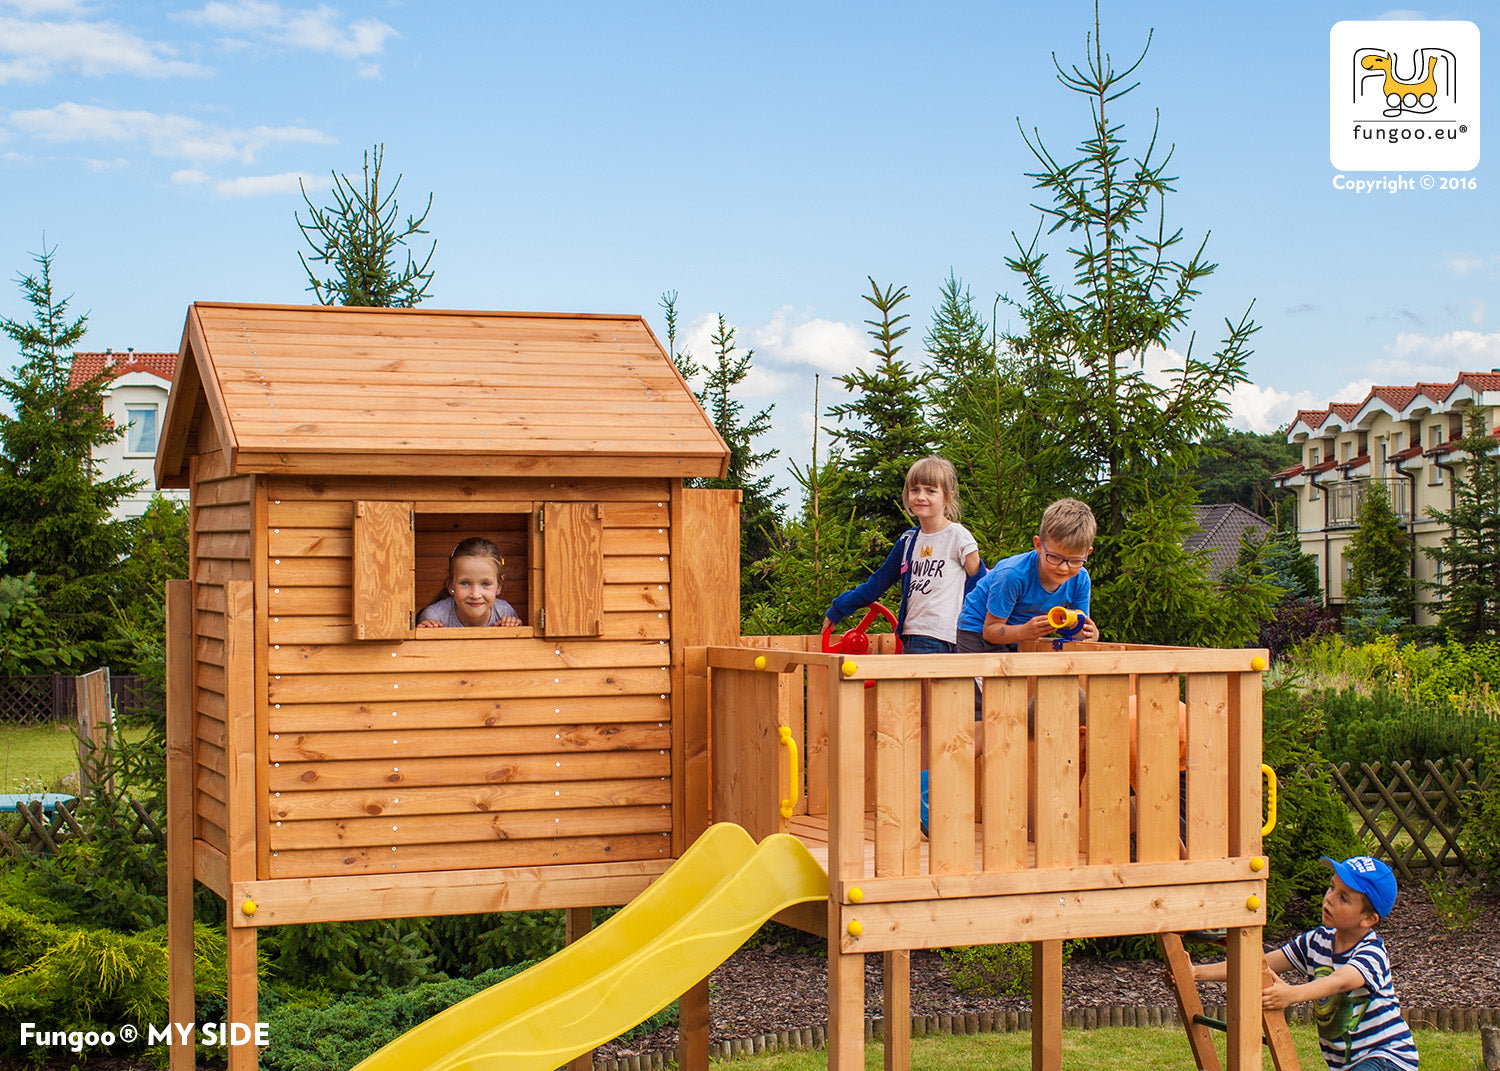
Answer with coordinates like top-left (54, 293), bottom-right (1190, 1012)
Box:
top-left (1327, 477), bottom-right (1411, 527)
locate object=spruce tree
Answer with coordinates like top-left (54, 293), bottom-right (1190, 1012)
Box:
top-left (0, 244), bottom-right (137, 665)
top-left (1000, 5), bottom-right (1261, 643)
top-left (693, 315), bottom-right (782, 599)
top-left (1343, 479), bottom-right (1413, 626)
top-left (824, 277), bottom-right (931, 536)
top-left (1424, 408), bottom-right (1500, 641)
top-left (297, 143), bottom-right (436, 307)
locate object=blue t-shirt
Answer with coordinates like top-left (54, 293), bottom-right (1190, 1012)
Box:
top-left (1280, 927), bottom-right (1418, 1071)
top-left (956, 549), bottom-right (1090, 635)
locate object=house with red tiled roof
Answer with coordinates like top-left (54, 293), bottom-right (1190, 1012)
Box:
top-left (68, 350), bottom-right (186, 518)
top-left (1274, 371), bottom-right (1499, 624)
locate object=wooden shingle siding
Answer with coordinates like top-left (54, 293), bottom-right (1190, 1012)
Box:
top-left (191, 469), bottom-right (255, 861)
top-left (261, 474), bottom-right (676, 877)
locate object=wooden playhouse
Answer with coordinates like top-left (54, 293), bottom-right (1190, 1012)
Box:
top-left (157, 302), bottom-right (741, 1070)
top-left (159, 301), bottom-right (1277, 1071)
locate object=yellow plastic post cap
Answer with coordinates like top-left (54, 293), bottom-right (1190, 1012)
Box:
top-left (848, 887), bottom-right (864, 903)
top-left (841, 661), bottom-right (857, 677)
top-left (754, 655), bottom-right (767, 670)
top-left (241, 899), bottom-right (257, 916)
top-left (847, 920), bottom-right (863, 937)
top-left (1246, 895), bottom-right (1262, 911)
top-left (1250, 655), bottom-right (1268, 671)
top-left (1250, 856), bottom-right (1267, 872)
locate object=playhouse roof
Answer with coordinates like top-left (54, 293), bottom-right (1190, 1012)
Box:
top-left (156, 302), bottom-right (730, 487)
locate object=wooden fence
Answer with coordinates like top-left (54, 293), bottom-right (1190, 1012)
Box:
top-left (0, 672), bottom-right (151, 726)
top-left (1320, 758), bottom-right (1493, 880)
top-left (0, 796), bottom-right (164, 859)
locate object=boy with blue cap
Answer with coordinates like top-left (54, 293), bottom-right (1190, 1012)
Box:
top-left (1194, 855), bottom-right (1418, 1070)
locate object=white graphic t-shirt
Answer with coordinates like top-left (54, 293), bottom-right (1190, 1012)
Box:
top-left (899, 522), bottom-right (978, 644)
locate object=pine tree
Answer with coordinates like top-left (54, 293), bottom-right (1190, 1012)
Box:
top-left (1343, 479), bottom-right (1413, 626)
top-left (693, 315), bottom-right (782, 598)
top-left (0, 244), bottom-right (137, 666)
top-left (1424, 407), bottom-right (1500, 641)
top-left (745, 377), bottom-right (881, 635)
top-left (824, 277), bottom-right (931, 536)
top-left (1000, 5), bottom-right (1261, 643)
top-left (297, 143), bottom-right (436, 307)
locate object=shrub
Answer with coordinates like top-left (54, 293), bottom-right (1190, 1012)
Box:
top-left (940, 941), bottom-right (1081, 998)
top-left (0, 895), bottom-right (226, 1065)
top-left (1308, 685), bottom-right (1489, 769)
top-left (260, 964), bottom-right (533, 1071)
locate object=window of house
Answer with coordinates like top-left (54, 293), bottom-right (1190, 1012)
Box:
top-left (124, 405), bottom-right (159, 455)
top-left (1429, 423), bottom-right (1443, 448)
top-left (1341, 441), bottom-right (1351, 462)
top-left (1309, 446), bottom-right (1320, 466)
top-left (351, 501), bottom-right (604, 640)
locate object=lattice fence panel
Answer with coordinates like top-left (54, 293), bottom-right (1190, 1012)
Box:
top-left (1321, 758), bottom-right (1493, 880)
top-left (0, 798), bottom-right (164, 859)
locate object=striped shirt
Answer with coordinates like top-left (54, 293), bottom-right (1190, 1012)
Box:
top-left (1280, 927), bottom-right (1418, 1071)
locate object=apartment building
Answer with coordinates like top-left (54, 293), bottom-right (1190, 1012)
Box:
top-left (1274, 371), bottom-right (1499, 624)
top-left (68, 350), bottom-right (187, 519)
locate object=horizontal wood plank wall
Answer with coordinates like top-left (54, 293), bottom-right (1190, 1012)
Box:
top-left (191, 451), bottom-right (256, 871)
top-left (263, 475), bottom-right (674, 879)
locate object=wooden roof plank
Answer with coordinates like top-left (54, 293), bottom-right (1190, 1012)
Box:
top-left (159, 303), bottom-right (728, 480)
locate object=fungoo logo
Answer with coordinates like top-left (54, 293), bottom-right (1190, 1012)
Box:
top-left (1330, 20), bottom-right (1479, 171)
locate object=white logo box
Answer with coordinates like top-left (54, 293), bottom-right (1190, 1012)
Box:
top-left (1330, 20), bottom-right (1480, 172)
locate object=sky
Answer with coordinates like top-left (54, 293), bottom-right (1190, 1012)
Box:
top-left (2, 0), bottom-right (1497, 500)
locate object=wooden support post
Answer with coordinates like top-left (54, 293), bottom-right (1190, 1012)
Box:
top-left (1031, 940), bottom-right (1064, 1071)
top-left (1226, 926), bottom-right (1265, 1071)
top-left (883, 950), bottom-right (910, 1071)
top-left (165, 580), bottom-right (194, 1071)
top-left (566, 908), bottom-right (595, 1071)
top-left (226, 918), bottom-right (258, 1071)
top-left (678, 979), bottom-right (711, 1071)
top-left (225, 580), bottom-right (259, 1071)
top-left (827, 676), bottom-right (866, 1071)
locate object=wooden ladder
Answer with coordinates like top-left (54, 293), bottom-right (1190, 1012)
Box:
top-left (1158, 932), bottom-right (1301, 1071)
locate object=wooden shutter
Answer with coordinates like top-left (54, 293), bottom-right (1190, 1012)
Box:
top-left (541, 502), bottom-right (603, 637)
top-left (353, 500), bottom-right (414, 639)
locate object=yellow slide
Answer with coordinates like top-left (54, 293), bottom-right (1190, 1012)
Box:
top-left (350, 822), bottom-right (829, 1071)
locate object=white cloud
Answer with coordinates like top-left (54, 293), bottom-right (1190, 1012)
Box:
top-left (1445, 254), bottom-right (1485, 276)
top-left (1385, 329), bottom-right (1500, 368)
top-left (212, 170), bottom-right (316, 197)
top-left (0, 14), bottom-right (206, 83)
top-left (182, 1), bottom-right (398, 59)
top-left (1471, 300), bottom-right (1486, 327)
top-left (171, 168), bottom-right (211, 185)
top-left (1227, 382), bottom-right (1327, 433)
top-left (8, 101), bottom-right (334, 164)
top-left (749, 306), bottom-right (871, 376)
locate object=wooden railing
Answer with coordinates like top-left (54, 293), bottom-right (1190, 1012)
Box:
top-left (701, 637), bottom-right (1272, 949)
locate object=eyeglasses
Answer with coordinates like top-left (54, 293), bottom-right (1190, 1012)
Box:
top-left (1039, 542), bottom-right (1090, 569)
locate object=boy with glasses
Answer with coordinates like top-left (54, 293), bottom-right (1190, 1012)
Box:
top-left (956, 498), bottom-right (1099, 653)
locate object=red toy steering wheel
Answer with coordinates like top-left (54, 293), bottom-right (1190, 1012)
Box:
top-left (821, 601), bottom-right (902, 655)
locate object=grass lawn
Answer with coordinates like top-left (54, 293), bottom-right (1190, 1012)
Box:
top-left (0, 719), bottom-right (83, 793)
top-left (705, 1023), bottom-right (1479, 1069)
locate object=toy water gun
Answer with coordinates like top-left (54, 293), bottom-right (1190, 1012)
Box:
top-left (1047, 605), bottom-right (1085, 649)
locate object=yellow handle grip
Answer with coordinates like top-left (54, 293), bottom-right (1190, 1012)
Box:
top-left (779, 725), bottom-right (799, 819)
top-left (1261, 764), bottom-right (1278, 837)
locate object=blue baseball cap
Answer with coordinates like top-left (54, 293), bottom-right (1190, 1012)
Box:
top-left (1321, 856), bottom-right (1397, 917)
